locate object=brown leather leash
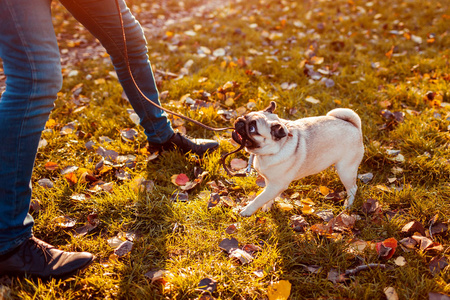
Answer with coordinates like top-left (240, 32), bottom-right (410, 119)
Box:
top-left (113, 0), bottom-right (234, 132)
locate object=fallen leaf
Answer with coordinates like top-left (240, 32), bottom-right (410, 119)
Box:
top-left (401, 221), bottom-right (426, 236)
top-left (324, 191), bottom-right (345, 201)
top-left (376, 238), bottom-right (397, 259)
top-left (120, 128), bottom-right (138, 142)
top-left (64, 173), bottom-right (78, 185)
top-left (304, 265), bottom-right (322, 274)
top-left (45, 162), bottom-right (59, 171)
top-left (219, 237), bottom-right (239, 253)
top-left (348, 239), bottom-right (369, 253)
top-left (361, 198), bottom-right (382, 214)
top-left (253, 270), bottom-right (264, 278)
top-left (225, 224), bottom-right (237, 234)
top-left (394, 256), bottom-right (407, 266)
top-left (310, 56), bottom-right (324, 65)
top-left (384, 287), bottom-right (399, 300)
top-left (170, 191), bottom-right (189, 202)
top-left (327, 268), bottom-right (346, 284)
top-left (208, 193), bottom-right (221, 209)
top-left (267, 280), bottom-right (291, 300)
top-left (385, 45), bottom-right (395, 59)
top-left (305, 96), bottom-right (320, 104)
top-left (411, 235), bottom-right (434, 250)
top-left (430, 223), bottom-right (448, 236)
top-left (37, 178), bottom-right (54, 189)
top-left (114, 240), bottom-right (133, 257)
top-left (198, 278), bottom-right (217, 293)
top-left (107, 236), bottom-right (125, 249)
top-left (358, 173), bottom-right (374, 183)
top-left (145, 269), bottom-right (169, 283)
top-left (230, 158), bottom-right (247, 170)
top-left (301, 205), bottom-right (315, 215)
top-left (277, 202), bottom-right (294, 211)
top-left (255, 175), bottom-right (266, 187)
top-left (429, 292), bottom-right (450, 300)
top-left (229, 248), bottom-right (253, 264)
top-left (300, 198), bottom-right (315, 206)
top-left (290, 215), bottom-right (309, 232)
top-left (52, 216), bottom-right (77, 228)
top-left (171, 173), bottom-right (190, 186)
top-left (74, 221), bottom-right (98, 237)
top-left (399, 237), bottom-right (418, 250)
top-left (330, 212), bottom-right (357, 233)
top-left (29, 199), bottom-right (41, 213)
top-left (310, 223), bottom-right (332, 236)
top-left (319, 186), bottom-right (330, 195)
top-left (242, 244), bottom-right (262, 254)
top-left (315, 209), bottom-right (334, 222)
top-left (429, 256), bottom-right (448, 276)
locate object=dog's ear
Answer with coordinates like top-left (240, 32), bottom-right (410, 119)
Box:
top-left (264, 101), bottom-right (276, 113)
top-left (271, 123), bottom-right (287, 140)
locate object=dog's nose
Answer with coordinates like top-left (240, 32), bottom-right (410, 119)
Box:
top-left (235, 120), bottom-right (245, 130)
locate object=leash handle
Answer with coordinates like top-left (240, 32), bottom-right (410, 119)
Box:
top-left (114, 0), bottom-right (234, 132)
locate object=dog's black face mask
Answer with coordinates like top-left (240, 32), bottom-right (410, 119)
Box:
top-left (232, 118), bottom-right (258, 149)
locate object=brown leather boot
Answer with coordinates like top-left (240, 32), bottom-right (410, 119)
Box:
top-left (148, 133), bottom-right (218, 157)
top-left (0, 236), bottom-right (94, 279)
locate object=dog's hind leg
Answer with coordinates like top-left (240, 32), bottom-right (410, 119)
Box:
top-left (335, 160), bottom-right (360, 209)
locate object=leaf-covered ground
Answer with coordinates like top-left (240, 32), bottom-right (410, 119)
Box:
top-left (1, 0), bottom-right (449, 299)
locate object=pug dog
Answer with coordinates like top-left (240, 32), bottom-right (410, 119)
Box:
top-left (232, 101), bottom-right (364, 217)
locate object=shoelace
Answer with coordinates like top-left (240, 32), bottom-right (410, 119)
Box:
top-left (22, 238), bottom-right (52, 265)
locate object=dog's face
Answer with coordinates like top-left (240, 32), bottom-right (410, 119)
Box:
top-left (231, 101), bottom-right (289, 155)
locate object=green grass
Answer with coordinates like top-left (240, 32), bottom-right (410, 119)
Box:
top-left (1, 0), bottom-right (450, 299)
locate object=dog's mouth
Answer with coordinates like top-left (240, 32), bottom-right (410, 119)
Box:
top-left (232, 120), bottom-right (257, 148)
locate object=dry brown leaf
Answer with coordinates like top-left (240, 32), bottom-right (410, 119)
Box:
top-left (401, 220), bottom-right (426, 236)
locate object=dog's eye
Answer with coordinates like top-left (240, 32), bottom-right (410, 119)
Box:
top-left (249, 124), bottom-right (256, 133)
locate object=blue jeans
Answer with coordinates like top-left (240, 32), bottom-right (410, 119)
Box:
top-left (0, 0), bottom-right (174, 254)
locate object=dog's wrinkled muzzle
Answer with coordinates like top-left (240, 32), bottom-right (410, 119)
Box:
top-left (232, 120), bottom-right (256, 148)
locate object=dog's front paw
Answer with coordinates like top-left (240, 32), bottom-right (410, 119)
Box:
top-left (261, 199), bottom-right (274, 212)
top-left (240, 204), bottom-right (257, 217)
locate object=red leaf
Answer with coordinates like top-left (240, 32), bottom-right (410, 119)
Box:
top-left (376, 237), bottom-right (397, 259)
top-left (171, 173), bottom-right (189, 186)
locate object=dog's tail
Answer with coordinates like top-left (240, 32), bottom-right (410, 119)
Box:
top-left (327, 108), bottom-right (362, 130)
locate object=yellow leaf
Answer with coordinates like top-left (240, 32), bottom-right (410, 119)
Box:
top-left (301, 198), bottom-right (315, 206)
top-left (319, 186), bottom-right (330, 195)
top-left (268, 280), bottom-right (291, 300)
top-left (277, 203), bottom-right (293, 211)
top-left (310, 56), bottom-right (324, 65)
top-left (46, 119), bottom-right (57, 129)
top-left (64, 172), bottom-right (78, 185)
top-left (301, 205), bottom-right (315, 215)
top-left (94, 78), bottom-right (106, 85)
top-left (77, 168), bottom-right (92, 176)
top-left (385, 46), bottom-right (394, 59)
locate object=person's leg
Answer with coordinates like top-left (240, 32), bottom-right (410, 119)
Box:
top-left (0, 0), bottom-right (62, 254)
top-left (0, 0), bottom-right (93, 278)
top-left (59, 0), bottom-right (219, 156)
top-left (59, 0), bottom-right (173, 144)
